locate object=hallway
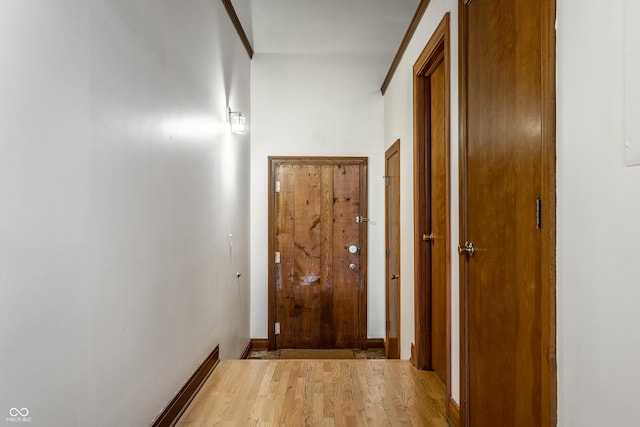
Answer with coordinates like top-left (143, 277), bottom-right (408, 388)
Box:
top-left (176, 360), bottom-right (447, 426)
top-left (2, 0), bottom-right (639, 425)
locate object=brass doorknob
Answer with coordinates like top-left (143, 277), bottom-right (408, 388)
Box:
top-left (422, 232), bottom-right (434, 242)
top-left (458, 242), bottom-right (475, 257)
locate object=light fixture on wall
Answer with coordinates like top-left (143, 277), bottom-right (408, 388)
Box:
top-left (226, 106), bottom-right (246, 134)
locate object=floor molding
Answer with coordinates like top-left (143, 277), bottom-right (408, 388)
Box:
top-left (448, 397), bottom-right (460, 427)
top-left (152, 345), bottom-right (220, 427)
top-left (250, 338), bottom-right (269, 350)
top-left (367, 338), bottom-right (385, 349)
top-left (240, 340), bottom-right (252, 360)
top-left (247, 338), bottom-right (384, 354)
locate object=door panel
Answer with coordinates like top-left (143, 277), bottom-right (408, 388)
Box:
top-left (429, 61), bottom-right (447, 384)
top-left (269, 158), bottom-right (367, 349)
top-left (412, 15), bottom-right (450, 391)
top-left (385, 140), bottom-right (401, 359)
top-left (332, 164), bottom-right (361, 348)
top-left (460, 0), bottom-right (555, 425)
top-left (291, 165), bottom-right (323, 348)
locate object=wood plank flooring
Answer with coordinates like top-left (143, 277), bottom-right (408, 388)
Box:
top-left (176, 359), bottom-right (448, 426)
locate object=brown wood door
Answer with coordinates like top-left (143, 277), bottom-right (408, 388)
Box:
top-left (459, 0), bottom-right (556, 425)
top-left (385, 140), bottom-right (401, 359)
top-left (268, 157), bottom-right (368, 349)
top-left (429, 58), bottom-right (448, 385)
top-left (413, 14), bottom-right (450, 391)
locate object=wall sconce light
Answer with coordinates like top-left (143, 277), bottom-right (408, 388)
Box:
top-left (226, 106), bottom-right (246, 134)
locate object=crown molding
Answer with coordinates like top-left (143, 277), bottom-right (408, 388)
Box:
top-left (381, 0), bottom-right (431, 95)
top-left (221, 0), bottom-right (254, 59)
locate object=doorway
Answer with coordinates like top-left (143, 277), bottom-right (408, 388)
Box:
top-left (267, 157), bottom-right (368, 350)
top-left (412, 12), bottom-right (451, 392)
top-left (459, 0), bottom-right (556, 425)
top-left (385, 140), bottom-right (401, 359)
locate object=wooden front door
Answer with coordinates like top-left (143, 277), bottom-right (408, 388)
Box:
top-left (385, 140), bottom-right (401, 359)
top-left (268, 157), bottom-right (368, 349)
top-left (459, 0), bottom-right (556, 425)
top-left (413, 14), bottom-right (450, 390)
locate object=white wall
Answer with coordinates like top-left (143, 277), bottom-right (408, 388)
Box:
top-left (557, 0), bottom-right (640, 425)
top-left (250, 53), bottom-right (386, 340)
top-left (382, 0), bottom-right (460, 403)
top-left (0, 1), bottom-right (251, 425)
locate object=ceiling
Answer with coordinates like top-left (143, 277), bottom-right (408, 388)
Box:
top-left (232, 0), bottom-right (420, 79)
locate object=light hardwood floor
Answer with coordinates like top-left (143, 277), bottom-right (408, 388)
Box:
top-left (176, 359), bottom-right (448, 426)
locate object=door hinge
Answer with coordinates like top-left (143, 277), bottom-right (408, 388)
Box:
top-left (385, 248), bottom-right (390, 259)
top-left (275, 180), bottom-right (281, 193)
top-left (536, 198), bottom-right (542, 229)
top-left (386, 321), bottom-right (391, 332)
top-left (383, 176), bottom-right (390, 186)
top-left (275, 251), bottom-right (281, 264)
top-left (275, 322), bottom-right (281, 335)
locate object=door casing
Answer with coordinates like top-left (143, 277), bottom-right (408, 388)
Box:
top-left (412, 12), bottom-right (451, 391)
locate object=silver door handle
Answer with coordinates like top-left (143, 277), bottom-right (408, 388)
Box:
top-left (390, 274), bottom-right (399, 280)
top-left (355, 216), bottom-right (369, 223)
top-left (349, 263), bottom-right (360, 272)
top-left (458, 242), bottom-right (475, 257)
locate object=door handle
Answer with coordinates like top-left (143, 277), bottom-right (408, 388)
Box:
top-left (422, 232), bottom-right (434, 243)
top-left (390, 274), bottom-right (399, 280)
top-left (349, 263), bottom-right (360, 272)
top-left (458, 241), bottom-right (475, 257)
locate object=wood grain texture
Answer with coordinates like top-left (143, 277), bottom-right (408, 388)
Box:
top-left (540, 2), bottom-right (558, 425)
top-left (385, 140), bottom-right (401, 359)
top-left (429, 60), bottom-right (448, 386)
top-left (332, 164), bottom-right (360, 348)
top-left (412, 14), bottom-right (451, 392)
top-left (269, 158), bottom-right (368, 350)
top-left (176, 360), bottom-right (448, 426)
top-left (458, 0), bottom-right (556, 425)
